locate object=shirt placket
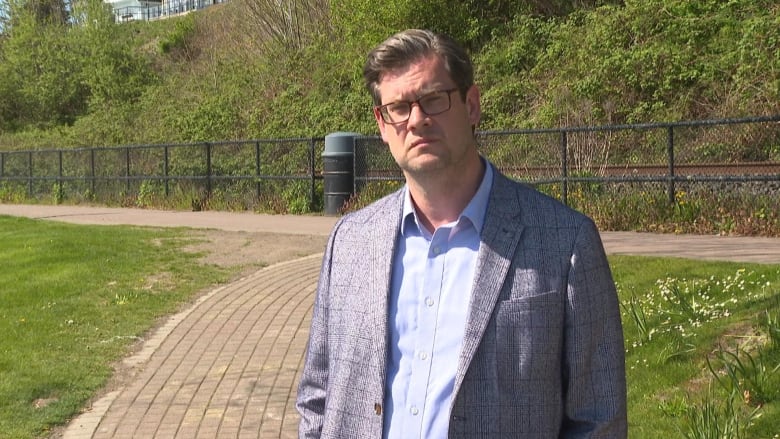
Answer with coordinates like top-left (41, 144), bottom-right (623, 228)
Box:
top-left (404, 227), bottom-right (449, 437)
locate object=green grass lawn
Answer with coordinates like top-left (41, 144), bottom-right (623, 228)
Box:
top-left (0, 216), bottom-right (231, 438)
top-left (0, 215), bottom-right (777, 438)
top-left (613, 256), bottom-right (780, 438)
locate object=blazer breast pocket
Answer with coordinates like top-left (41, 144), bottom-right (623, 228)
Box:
top-left (495, 291), bottom-right (564, 382)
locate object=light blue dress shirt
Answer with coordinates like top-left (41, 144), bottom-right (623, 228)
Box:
top-left (383, 162), bottom-right (494, 439)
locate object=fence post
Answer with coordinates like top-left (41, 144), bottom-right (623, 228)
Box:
top-left (309, 138), bottom-right (316, 212)
top-left (125, 147), bottom-right (131, 194)
top-left (58, 150), bottom-right (63, 199)
top-left (205, 142), bottom-right (212, 199)
top-left (255, 141), bottom-right (261, 200)
top-left (90, 149), bottom-right (96, 196)
top-left (0, 151), bottom-right (4, 179)
top-left (164, 145), bottom-right (170, 197)
top-left (560, 130), bottom-right (568, 206)
top-left (667, 125), bottom-right (675, 204)
top-left (28, 151), bottom-right (33, 197)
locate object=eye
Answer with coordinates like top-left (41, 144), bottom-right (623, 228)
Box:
top-left (421, 93), bottom-right (446, 106)
top-left (386, 102), bottom-right (410, 115)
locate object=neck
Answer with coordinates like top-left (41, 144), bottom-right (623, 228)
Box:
top-left (406, 155), bottom-right (485, 233)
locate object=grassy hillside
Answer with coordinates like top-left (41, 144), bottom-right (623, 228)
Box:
top-left (0, 0), bottom-right (778, 150)
top-left (0, 1), bottom-right (778, 236)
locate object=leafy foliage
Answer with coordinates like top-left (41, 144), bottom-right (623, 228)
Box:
top-left (73, 0), bottom-right (154, 109)
top-left (2, 0), bottom-right (778, 146)
top-left (0, 0), bottom-right (152, 131)
top-left (157, 15), bottom-right (194, 54)
top-left (0, 0), bottom-right (778, 224)
top-left (0, 2), bottom-right (86, 128)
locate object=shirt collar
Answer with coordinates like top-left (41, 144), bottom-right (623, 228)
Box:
top-left (401, 159), bottom-right (494, 237)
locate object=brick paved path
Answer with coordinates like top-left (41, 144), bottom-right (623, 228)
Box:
top-left (64, 255), bottom-right (321, 439)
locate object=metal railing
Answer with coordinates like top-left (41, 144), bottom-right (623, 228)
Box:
top-left (0, 115), bottom-right (778, 211)
top-left (355, 115), bottom-right (780, 205)
top-left (113, 0), bottom-right (227, 22)
top-left (0, 138), bottom-right (322, 211)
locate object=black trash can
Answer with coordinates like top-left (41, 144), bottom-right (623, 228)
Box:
top-left (323, 132), bottom-right (359, 215)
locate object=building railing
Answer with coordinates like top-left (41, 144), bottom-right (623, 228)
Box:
top-left (113, 0), bottom-right (227, 22)
top-left (0, 115), bottom-right (778, 212)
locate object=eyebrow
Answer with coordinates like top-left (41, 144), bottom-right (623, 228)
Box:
top-left (383, 86), bottom-right (449, 104)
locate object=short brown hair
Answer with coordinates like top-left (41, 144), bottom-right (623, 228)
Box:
top-left (363, 29), bottom-right (474, 106)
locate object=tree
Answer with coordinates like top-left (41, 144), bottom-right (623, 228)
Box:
top-left (70, 0), bottom-right (153, 109)
top-left (25, 0), bottom-right (69, 24)
top-left (0, 0), bottom-right (155, 131)
top-left (0, 0), bottom-right (86, 128)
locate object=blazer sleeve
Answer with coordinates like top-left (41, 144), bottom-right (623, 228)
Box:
top-left (562, 219), bottom-right (627, 438)
top-left (295, 219), bottom-right (340, 438)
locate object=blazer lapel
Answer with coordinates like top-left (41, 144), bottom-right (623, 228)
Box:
top-left (360, 191), bottom-right (403, 396)
top-left (454, 172), bottom-right (525, 394)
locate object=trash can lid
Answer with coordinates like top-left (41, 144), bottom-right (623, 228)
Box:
top-left (324, 132), bottom-right (362, 155)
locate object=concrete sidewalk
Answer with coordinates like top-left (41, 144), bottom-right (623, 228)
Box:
top-left (1, 204), bottom-right (778, 438)
top-left (2, 203), bottom-right (779, 264)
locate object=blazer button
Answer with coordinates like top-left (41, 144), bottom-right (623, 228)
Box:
top-left (374, 403), bottom-right (382, 415)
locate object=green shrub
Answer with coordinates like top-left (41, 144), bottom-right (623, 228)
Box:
top-left (158, 16), bottom-right (195, 54)
top-left (51, 182), bottom-right (65, 204)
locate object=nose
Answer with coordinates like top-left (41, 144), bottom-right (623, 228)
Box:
top-left (406, 102), bottom-right (430, 129)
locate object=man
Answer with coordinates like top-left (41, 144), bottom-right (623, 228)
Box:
top-left (297, 29), bottom-right (627, 438)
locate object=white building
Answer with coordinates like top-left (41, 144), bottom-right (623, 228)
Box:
top-left (106, 0), bottom-right (224, 22)
top-left (106, 0), bottom-right (162, 21)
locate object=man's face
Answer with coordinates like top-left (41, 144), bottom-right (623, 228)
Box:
top-left (373, 55), bottom-right (481, 177)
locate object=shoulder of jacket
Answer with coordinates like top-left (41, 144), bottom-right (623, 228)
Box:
top-left (339, 187), bottom-right (403, 225)
top-left (491, 170), bottom-right (592, 227)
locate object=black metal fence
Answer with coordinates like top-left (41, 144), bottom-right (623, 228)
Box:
top-left (355, 115), bottom-right (780, 205)
top-left (0, 138), bottom-right (322, 211)
top-left (0, 115), bottom-right (778, 212)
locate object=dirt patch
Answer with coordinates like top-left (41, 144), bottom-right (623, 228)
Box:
top-left (183, 229), bottom-right (329, 276)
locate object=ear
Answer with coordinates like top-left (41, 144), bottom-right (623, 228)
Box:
top-left (373, 107), bottom-right (390, 143)
top-left (465, 85), bottom-right (481, 129)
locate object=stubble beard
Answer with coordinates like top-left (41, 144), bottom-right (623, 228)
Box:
top-left (397, 149), bottom-right (451, 180)
top-left (399, 145), bottom-right (478, 190)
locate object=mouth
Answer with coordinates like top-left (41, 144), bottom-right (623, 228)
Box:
top-left (410, 138), bottom-right (436, 149)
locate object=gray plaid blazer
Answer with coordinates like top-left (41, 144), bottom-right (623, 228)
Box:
top-left (297, 166), bottom-right (627, 438)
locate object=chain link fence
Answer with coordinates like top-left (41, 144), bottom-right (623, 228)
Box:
top-left (1, 116), bottom-right (778, 214)
top-left (0, 138), bottom-right (323, 212)
top-left (354, 115), bottom-right (780, 207)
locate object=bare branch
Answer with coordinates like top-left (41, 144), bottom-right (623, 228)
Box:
top-left (239, 0), bottom-right (330, 53)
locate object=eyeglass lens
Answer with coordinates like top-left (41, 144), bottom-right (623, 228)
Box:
top-left (380, 89), bottom-right (455, 123)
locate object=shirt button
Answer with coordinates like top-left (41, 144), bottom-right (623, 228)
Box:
top-left (425, 297), bottom-right (434, 307)
top-left (410, 406), bottom-right (419, 415)
top-left (418, 351), bottom-right (428, 360)
top-left (432, 246), bottom-right (441, 255)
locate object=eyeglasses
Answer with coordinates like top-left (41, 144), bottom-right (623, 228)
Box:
top-left (376, 88), bottom-right (459, 124)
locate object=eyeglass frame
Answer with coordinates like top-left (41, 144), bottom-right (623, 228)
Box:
top-left (375, 88), bottom-right (460, 124)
